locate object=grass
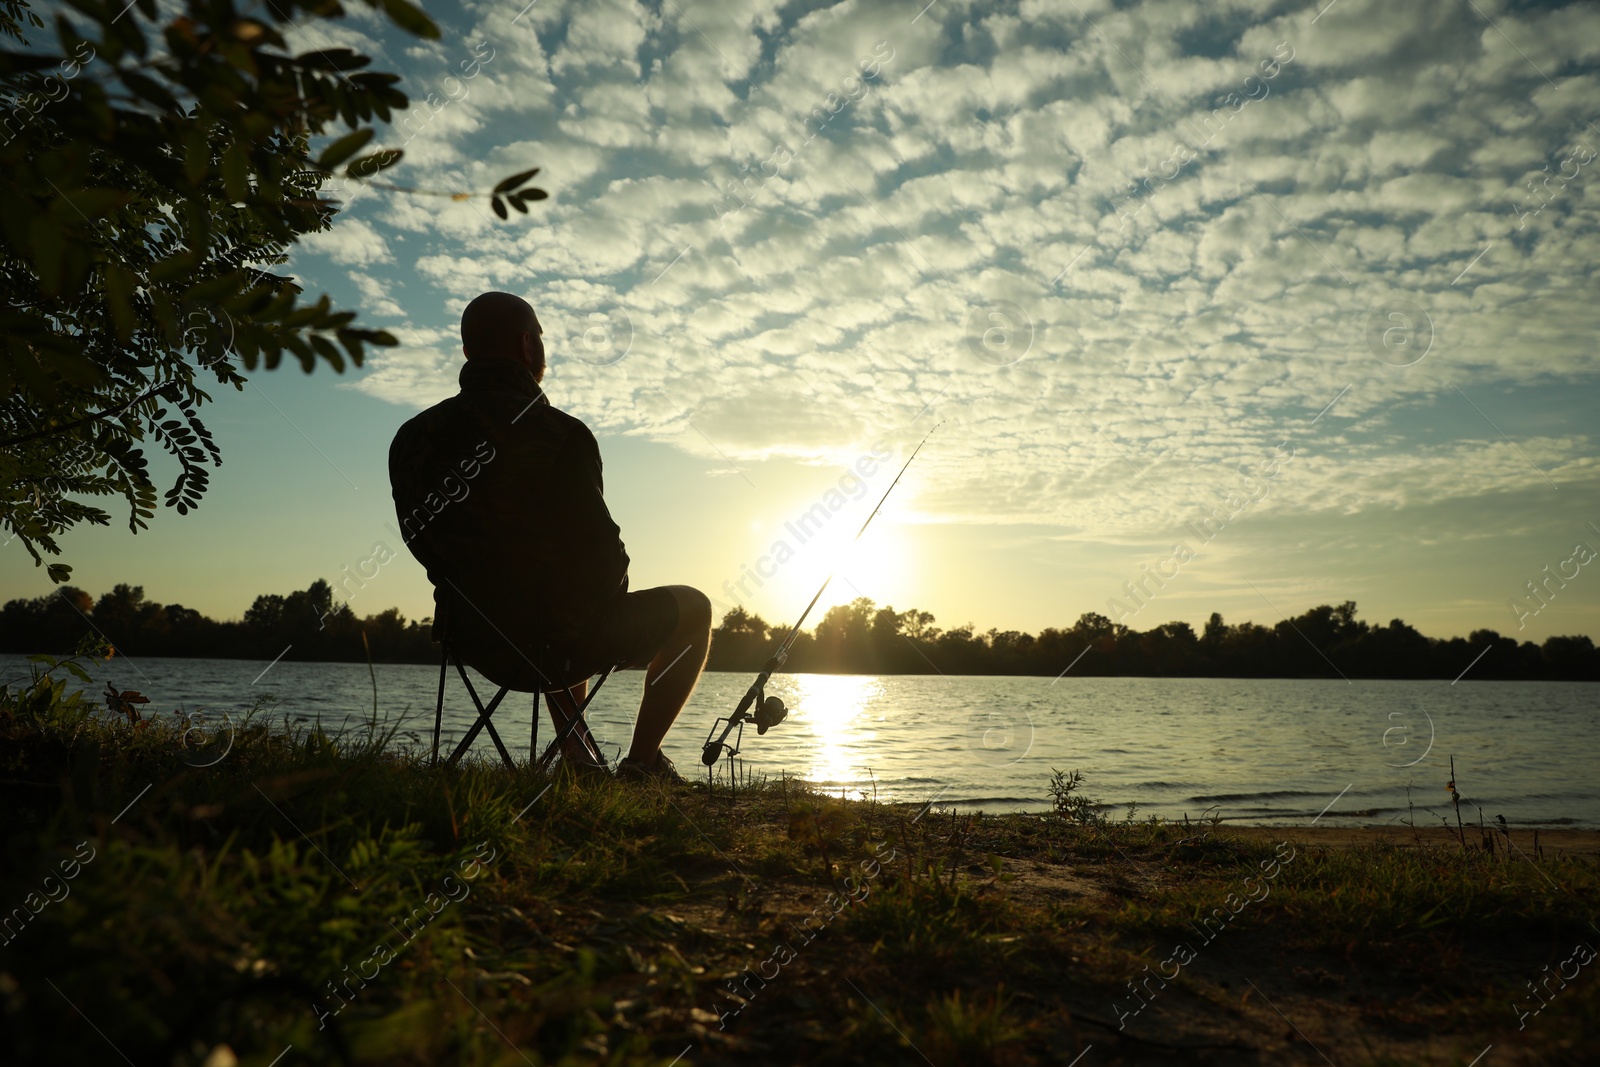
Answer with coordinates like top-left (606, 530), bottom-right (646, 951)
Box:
top-left (1, 647), bottom-right (1598, 1065)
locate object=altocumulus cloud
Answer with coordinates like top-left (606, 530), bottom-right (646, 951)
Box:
top-left (292, 0), bottom-right (1600, 537)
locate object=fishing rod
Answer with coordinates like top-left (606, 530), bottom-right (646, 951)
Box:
top-left (701, 423), bottom-right (942, 768)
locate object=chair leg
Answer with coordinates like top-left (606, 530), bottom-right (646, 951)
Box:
top-left (579, 669), bottom-right (612, 714)
top-left (438, 656), bottom-right (615, 774)
top-left (455, 689), bottom-right (511, 764)
top-left (535, 669), bottom-right (614, 772)
top-left (445, 661), bottom-right (513, 768)
top-left (445, 685), bottom-right (511, 767)
top-left (432, 646), bottom-right (448, 766)
top-left (480, 712), bottom-right (515, 770)
top-left (457, 667), bottom-right (513, 769)
top-left (546, 684), bottom-right (602, 762)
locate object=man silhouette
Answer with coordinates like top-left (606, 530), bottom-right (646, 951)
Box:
top-left (389, 291), bottom-right (711, 781)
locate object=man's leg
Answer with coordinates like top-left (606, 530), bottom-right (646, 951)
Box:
top-left (627, 585), bottom-right (712, 764)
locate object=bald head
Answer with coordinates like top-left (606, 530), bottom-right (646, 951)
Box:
top-left (461, 292), bottom-right (544, 379)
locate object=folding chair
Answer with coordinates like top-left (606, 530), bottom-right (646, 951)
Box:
top-left (431, 641), bottom-right (617, 771)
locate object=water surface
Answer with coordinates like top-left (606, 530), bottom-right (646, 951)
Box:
top-left (6, 654), bottom-right (1594, 827)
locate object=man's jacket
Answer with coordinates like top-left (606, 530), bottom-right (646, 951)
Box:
top-left (389, 358), bottom-right (629, 667)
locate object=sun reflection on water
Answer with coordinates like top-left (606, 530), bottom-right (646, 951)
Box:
top-left (794, 674), bottom-right (883, 785)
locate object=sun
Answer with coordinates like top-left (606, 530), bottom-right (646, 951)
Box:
top-left (790, 518), bottom-right (913, 614)
top-left (723, 485), bottom-right (922, 627)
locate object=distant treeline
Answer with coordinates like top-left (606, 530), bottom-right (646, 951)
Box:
top-left (3, 583), bottom-right (1597, 681)
top-left (4, 582), bottom-right (435, 664)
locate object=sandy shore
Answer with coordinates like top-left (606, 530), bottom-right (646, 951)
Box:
top-left (1223, 823), bottom-right (1600, 854)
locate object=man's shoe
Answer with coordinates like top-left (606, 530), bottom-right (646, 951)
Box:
top-left (616, 750), bottom-right (687, 785)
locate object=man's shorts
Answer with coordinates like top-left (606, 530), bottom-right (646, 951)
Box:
top-left (561, 586), bottom-right (680, 680)
top-left (449, 586), bottom-right (680, 692)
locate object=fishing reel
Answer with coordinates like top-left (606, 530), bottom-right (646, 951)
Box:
top-left (701, 661), bottom-right (788, 767)
top-left (754, 693), bottom-right (788, 733)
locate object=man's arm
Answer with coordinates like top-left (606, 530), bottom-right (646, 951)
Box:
top-left (549, 422), bottom-right (630, 608)
top-left (389, 418), bottom-right (441, 571)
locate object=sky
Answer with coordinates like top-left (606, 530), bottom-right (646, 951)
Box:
top-left (7, 0), bottom-right (1600, 648)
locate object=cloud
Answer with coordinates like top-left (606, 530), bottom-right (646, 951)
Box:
top-left (298, 218), bottom-right (393, 266)
top-left (345, 327), bottom-right (459, 409)
top-left (348, 271), bottom-right (406, 319)
top-left (307, 0), bottom-right (1600, 540)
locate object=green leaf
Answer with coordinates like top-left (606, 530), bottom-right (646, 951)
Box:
top-left (113, 2), bottom-right (152, 58)
top-left (104, 262), bottom-right (135, 337)
top-left (310, 333), bottom-right (345, 371)
top-left (49, 349), bottom-right (103, 389)
top-left (284, 332), bottom-right (315, 371)
top-left (183, 274), bottom-right (244, 307)
top-left (492, 167), bottom-right (540, 194)
top-left (347, 150), bottom-right (402, 178)
top-left (30, 217), bottom-right (63, 295)
top-left (491, 196), bottom-right (507, 220)
top-left (47, 563), bottom-right (73, 583)
top-left (120, 70), bottom-right (179, 111)
top-left (221, 141), bottom-right (251, 202)
top-left (317, 128), bottom-right (375, 170)
top-left (149, 250), bottom-right (201, 285)
top-left (379, 0), bottom-right (441, 40)
top-left (1, 52), bottom-right (57, 75)
top-left (64, 188), bottom-right (130, 220)
top-left (294, 48), bottom-right (369, 72)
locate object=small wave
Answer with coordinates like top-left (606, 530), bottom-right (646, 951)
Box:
top-left (1187, 789), bottom-right (1352, 803)
top-left (1219, 806), bottom-right (1404, 821)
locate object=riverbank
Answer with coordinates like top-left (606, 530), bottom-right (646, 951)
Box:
top-left (2, 685), bottom-right (1596, 1067)
top-left (1226, 823), bottom-right (1600, 854)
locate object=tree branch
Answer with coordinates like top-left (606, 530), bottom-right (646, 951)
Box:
top-left (0, 379), bottom-right (176, 448)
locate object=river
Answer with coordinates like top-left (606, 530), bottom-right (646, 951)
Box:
top-left (5, 653), bottom-right (1595, 827)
